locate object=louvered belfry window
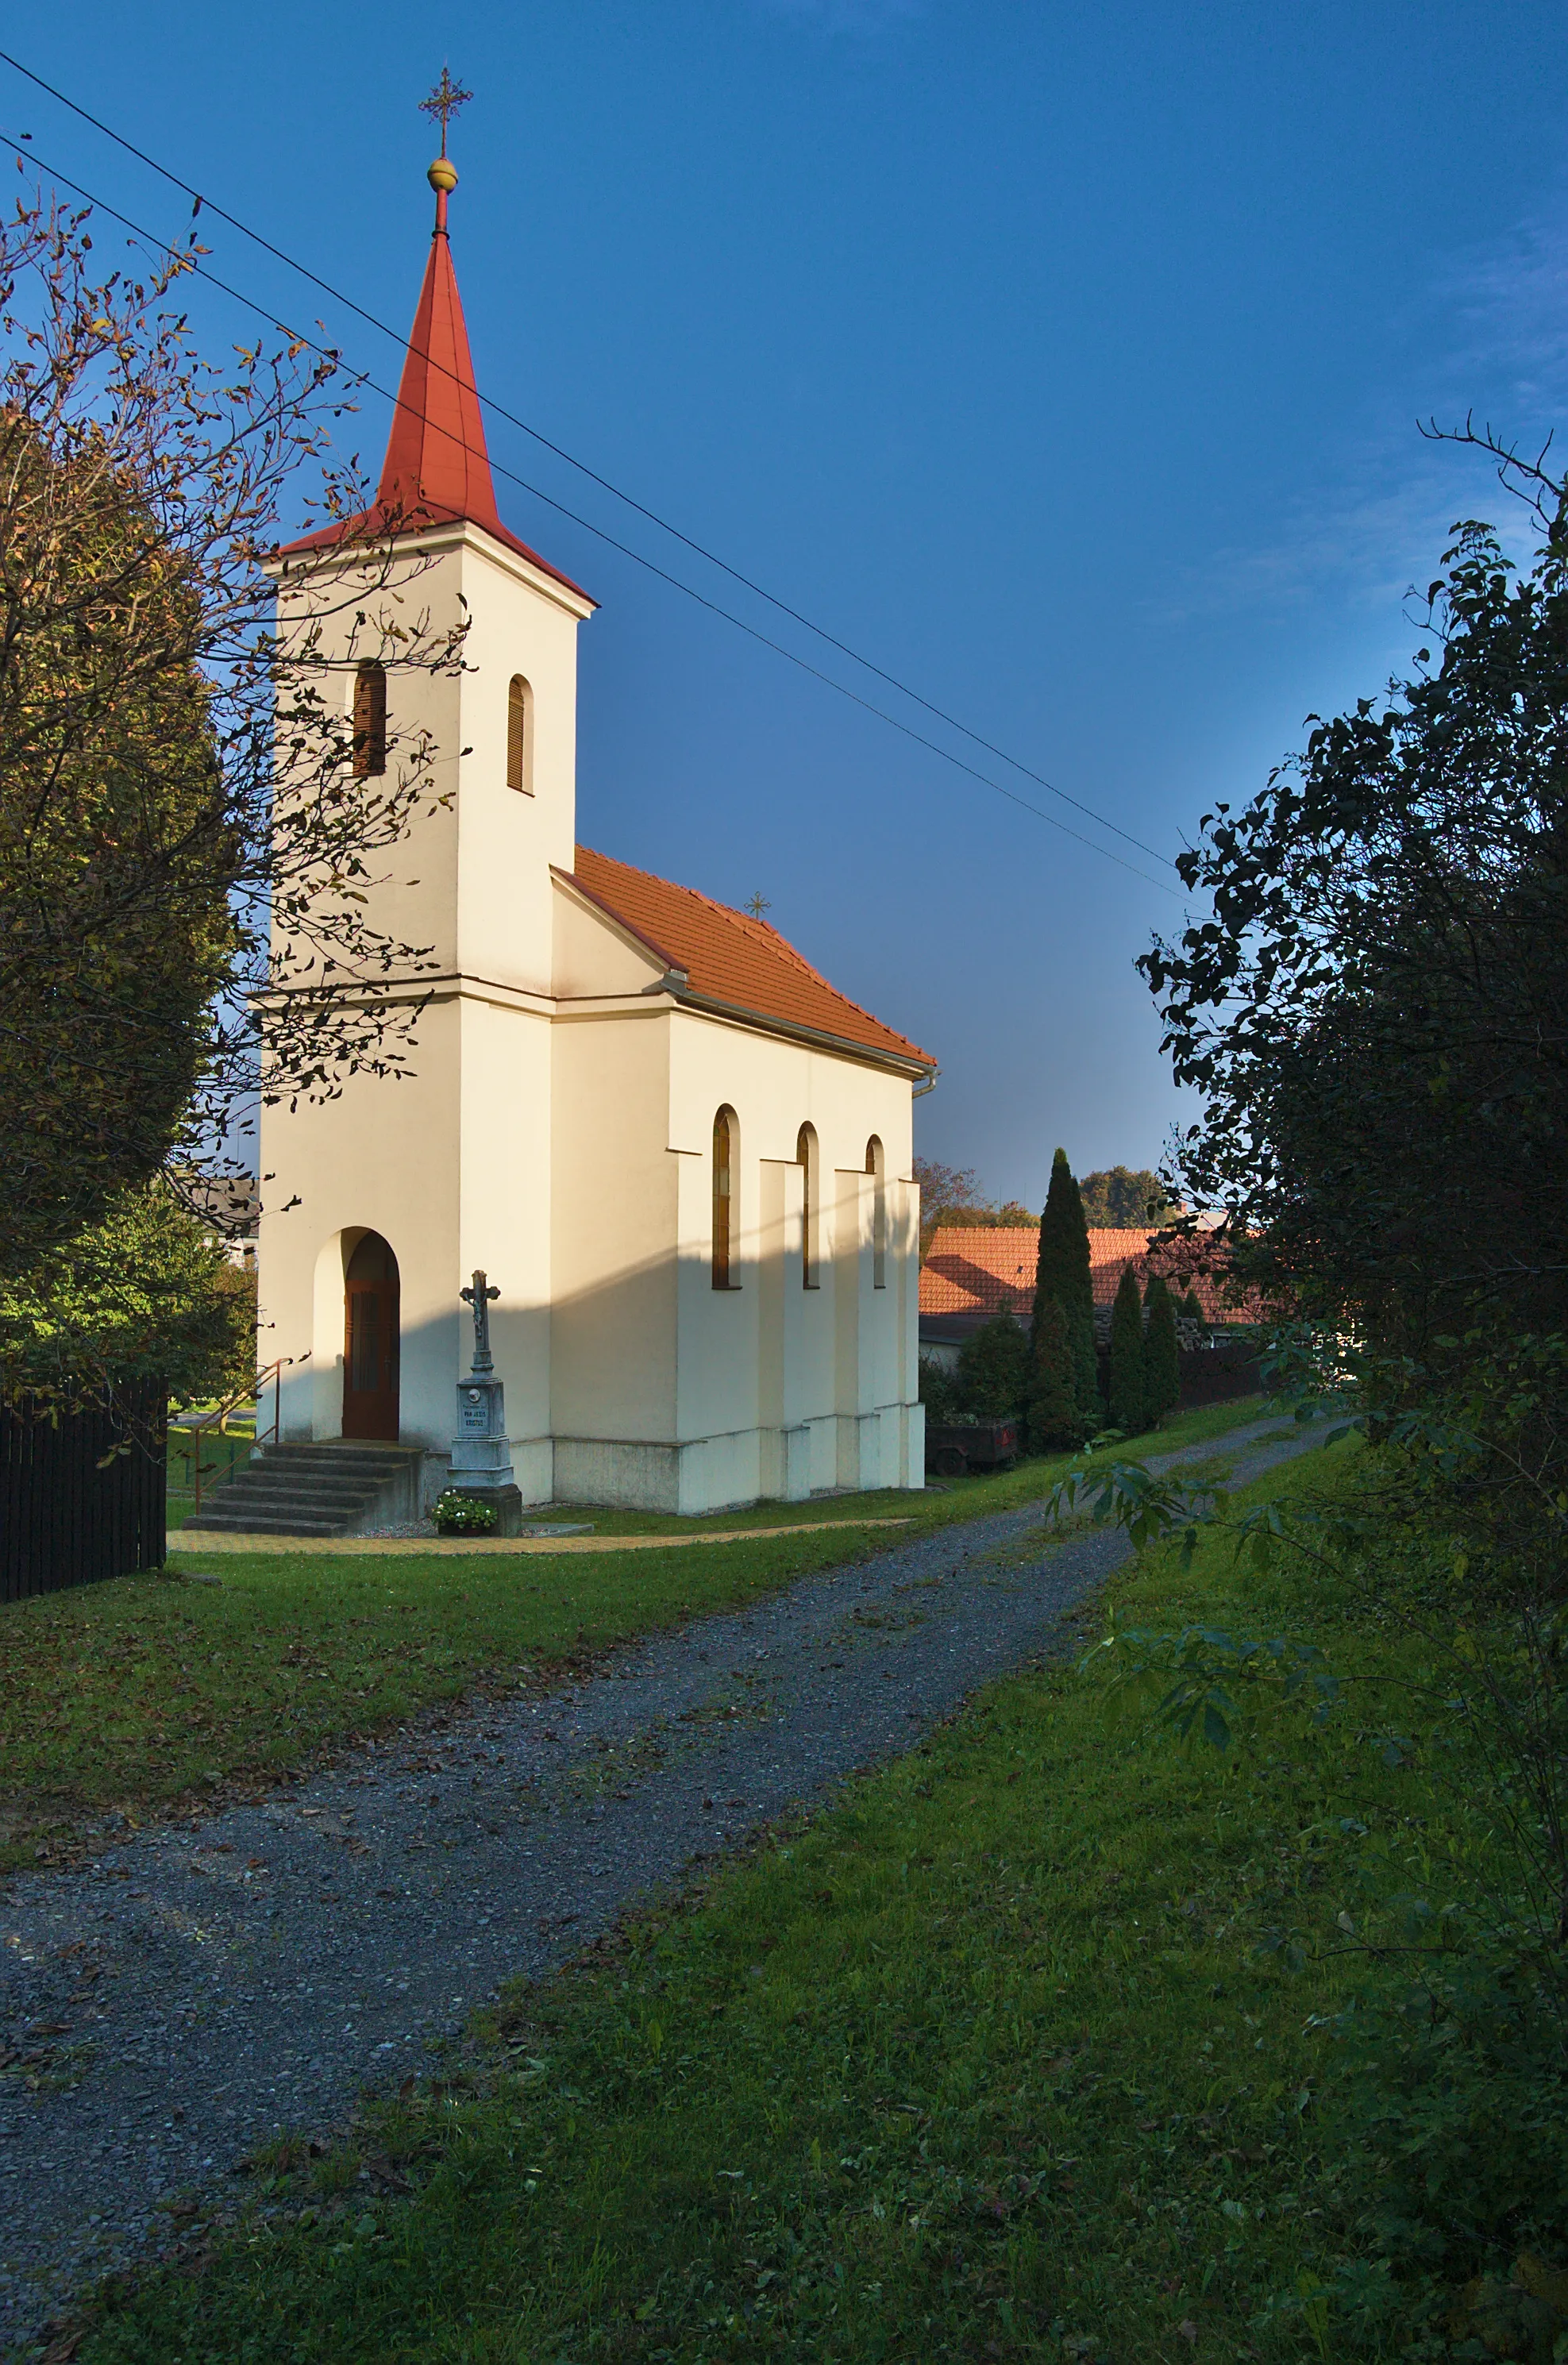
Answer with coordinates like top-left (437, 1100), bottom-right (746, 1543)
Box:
top-left (507, 675), bottom-right (531, 792)
top-left (353, 660), bottom-right (387, 778)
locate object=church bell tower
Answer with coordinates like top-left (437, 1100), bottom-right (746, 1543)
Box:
top-left (258, 97), bottom-right (595, 1491)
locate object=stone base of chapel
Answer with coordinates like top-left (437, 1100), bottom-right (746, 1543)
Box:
top-left (415, 1408), bottom-right (924, 1519)
top-left (549, 1405), bottom-right (924, 1516)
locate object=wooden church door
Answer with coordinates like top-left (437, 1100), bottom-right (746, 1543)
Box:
top-left (343, 1232), bottom-right (400, 1440)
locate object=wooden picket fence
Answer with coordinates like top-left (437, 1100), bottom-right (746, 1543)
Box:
top-left (0, 1381), bottom-right (167, 1605)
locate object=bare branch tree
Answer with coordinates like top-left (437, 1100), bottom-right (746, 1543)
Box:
top-left (1420, 407), bottom-right (1567, 533)
top-left (0, 185), bottom-right (466, 1278)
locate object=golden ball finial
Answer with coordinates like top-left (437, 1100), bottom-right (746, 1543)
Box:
top-left (428, 155), bottom-right (459, 195)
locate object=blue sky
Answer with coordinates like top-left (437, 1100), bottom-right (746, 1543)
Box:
top-left (6, 2), bottom-right (1568, 1206)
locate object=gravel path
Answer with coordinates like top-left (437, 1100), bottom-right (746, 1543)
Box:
top-left (0, 1415), bottom-right (1321, 2353)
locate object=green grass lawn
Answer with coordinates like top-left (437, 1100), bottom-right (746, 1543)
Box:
top-left (2, 1400), bottom-right (1262, 1874)
top-left (66, 1429), bottom-right (1504, 2364)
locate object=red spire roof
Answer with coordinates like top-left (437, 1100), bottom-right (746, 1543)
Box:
top-left (278, 179), bottom-right (591, 601)
top-left (376, 214), bottom-right (504, 535)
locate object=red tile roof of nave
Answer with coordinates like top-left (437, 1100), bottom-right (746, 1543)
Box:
top-left (277, 210), bottom-right (591, 603)
top-left (919, 1224), bottom-right (1250, 1322)
top-left (568, 846), bottom-right (937, 1072)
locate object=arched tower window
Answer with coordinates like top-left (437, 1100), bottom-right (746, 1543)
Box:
top-left (353, 660), bottom-right (387, 779)
top-left (867, 1135), bottom-right (887, 1288)
top-left (797, 1123), bottom-right (820, 1288)
top-left (712, 1106), bottom-right (738, 1289)
top-left (507, 674), bottom-right (534, 794)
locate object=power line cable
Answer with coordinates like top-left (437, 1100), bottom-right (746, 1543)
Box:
top-left (0, 104), bottom-right (1181, 894)
top-left (0, 45), bottom-right (1177, 873)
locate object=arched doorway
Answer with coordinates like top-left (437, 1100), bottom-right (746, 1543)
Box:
top-left (343, 1232), bottom-right (400, 1439)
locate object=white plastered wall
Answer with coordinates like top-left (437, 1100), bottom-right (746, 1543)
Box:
top-left (662, 1008), bottom-right (921, 1512)
top-left (260, 522), bottom-right (925, 1514)
top-left (261, 990), bottom-right (463, 1454)
top-left (260, 523), bottom-right (591, 1482)
top-left (549, 1005), bottom-right (680, 1505)
top-left (537, 978), bottom-right (924, 1512)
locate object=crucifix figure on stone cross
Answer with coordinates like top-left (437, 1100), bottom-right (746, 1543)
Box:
top-left (460, 1270), bottom-right (499, 1371)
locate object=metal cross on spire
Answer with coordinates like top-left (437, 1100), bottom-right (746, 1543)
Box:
top-left (420, 67), bottom-right (472, 157)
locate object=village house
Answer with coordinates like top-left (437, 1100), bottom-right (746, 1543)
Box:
top-left (918, 1223), bottom-right (1246, 1371)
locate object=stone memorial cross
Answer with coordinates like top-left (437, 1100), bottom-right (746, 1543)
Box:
top-left (459, 1270), bottom-right (499, 1373)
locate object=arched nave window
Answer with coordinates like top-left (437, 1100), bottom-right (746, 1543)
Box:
top-left (712, 1106), bottom-right (738, 1289)
top-left (866, 1135), bottom-right (887, 1288)
top-left (797, 1123), bottom-right (820, 1288)
top-left (507, 674), bottom-right (534, 794)
top-left (353, 659), bottom-right (387, 778)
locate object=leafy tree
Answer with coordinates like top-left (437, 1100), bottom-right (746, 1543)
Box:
top-left (916, 1354), bottom-right (963, 1425)
top-left (1, 424), bottom-right (235, 1277)
top-left (1142, 1273), bottom-right (1181, 1423)
top-left (911, 1157), bottom-right (985, 1258)
top-left (1031, 1150), bottom-right (1096, 1416)
top-left (956, 1312), bottom-right (1029, 1422)
top-left (911, 1158), bottom-right (1034, 1254)
top-left (1073, 445), bottom-right (1568, 2340)
top-left (0, 1184), bottom-right (255, 1406)
top-left (0, 195), bottom-right (464, 1281)
top-left (1105, 1265), bottom-right (1146, 1435)
top-left (1079, 1166), bottom-right (1173, 1227)
top-left (1025, 1295), bottom-right (1084, 1451)
top-left (1140, 499), bottom-right (1568, 1374)
top-left (1131, 448), bottom-right (1568, 1951)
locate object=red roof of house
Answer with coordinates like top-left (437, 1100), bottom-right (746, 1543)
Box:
top-left (567, 846), bottom-right (935, 1073)
top-left (919, 1224), bottom-right (1252, 1322)
top-left (278, 187), bottom-right (591, 603)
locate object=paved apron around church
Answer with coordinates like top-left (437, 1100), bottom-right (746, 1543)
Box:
top-left (0, 1416), bottom-right (1323, 2353)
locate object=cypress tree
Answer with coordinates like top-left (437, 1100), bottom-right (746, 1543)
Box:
top-left (1025, 1295), bottom-right (1083, 1453)
top-left (1031, 1148), bottom-right (1097, 1418)
top-left (1143, 1273), bottom-right (1181, 1424)
top-left (1026, 1296), bottom-right (1088, 1438)
top-left (1107, 1265), bottom-right (1146, 1435)
top-left (1181, 1287), bottom-right (1204, 1326)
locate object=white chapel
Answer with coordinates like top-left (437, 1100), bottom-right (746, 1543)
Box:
top-left (254, 147), bottom-right (935, 1520)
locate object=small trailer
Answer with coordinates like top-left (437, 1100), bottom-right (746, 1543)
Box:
top-left (924, 1419), bottom-right (1019, 1480)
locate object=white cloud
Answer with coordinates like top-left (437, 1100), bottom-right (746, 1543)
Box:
top-left (1443, 198), bottom-right (1568, 421)
top-left (1160, 473), bottom-right (1461, 630)
top-left (1165, 191), bottom-right (1568, 630)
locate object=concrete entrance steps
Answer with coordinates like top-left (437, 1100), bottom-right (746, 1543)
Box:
top-left (180, 1441), bottom-right (423, 1539)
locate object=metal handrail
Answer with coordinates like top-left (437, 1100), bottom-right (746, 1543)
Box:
top-left (172, 1353), bottom-right (310, 1508)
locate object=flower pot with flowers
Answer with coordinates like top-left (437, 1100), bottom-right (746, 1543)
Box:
top-left (432, 1490), bottom-right (499, 1537)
